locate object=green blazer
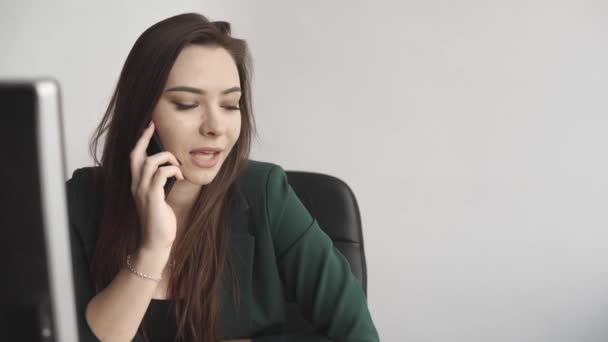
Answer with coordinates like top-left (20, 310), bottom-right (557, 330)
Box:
top-left (66, 159), bottom-right (379, 341)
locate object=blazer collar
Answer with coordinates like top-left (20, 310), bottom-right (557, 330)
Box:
top-left (221, 181), bottom-right (255, 337)
top-left (228, 181), bottom-right (251, 236)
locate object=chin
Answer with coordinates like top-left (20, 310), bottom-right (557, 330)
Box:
top-left (185, 169), bottom-right (219, 186)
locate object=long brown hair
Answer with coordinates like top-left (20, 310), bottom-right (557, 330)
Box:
top-left (88, 13), bottom-right (256, 341)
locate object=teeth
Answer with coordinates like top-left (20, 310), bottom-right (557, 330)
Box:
top-left (192, 152), bottom-right (216, 160)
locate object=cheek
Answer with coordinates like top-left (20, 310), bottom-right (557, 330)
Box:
top-left (229, 117), bottom-right (242, 142)
top-left (160, 118), bottom-right (192, 149)
top-left (151, 102), bottom-right (178, 126)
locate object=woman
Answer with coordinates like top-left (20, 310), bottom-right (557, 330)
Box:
top-left (66, 12), bottom-right (379, 342)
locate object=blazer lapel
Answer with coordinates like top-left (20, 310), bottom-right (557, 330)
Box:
top-left (220, 182), bottom-right (255, 338)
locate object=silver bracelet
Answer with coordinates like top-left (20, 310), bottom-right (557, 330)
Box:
top-left (126, 254), bottom-right (162, 282)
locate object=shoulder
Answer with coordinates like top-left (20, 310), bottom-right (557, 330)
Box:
top-left (65, 166), bottom-right (103, 234)
top-left (66, 166), bottom-right (99, 191)
top-left (236, 159), bottom-right (308, 239)
top-left (237, 159), bottom-right (284, 188)
top-left (234, 159), bottom-right (290, 222)
top-left (66, 166), bottom-right (101, 206)
top-left (235, 159), bottom-right (289, 205)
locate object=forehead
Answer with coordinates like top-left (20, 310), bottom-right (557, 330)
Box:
top-left (164, 44), bottom-right (240, 91)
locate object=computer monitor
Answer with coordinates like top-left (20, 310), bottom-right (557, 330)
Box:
top-left (0, 79), bottom-right (79, 341)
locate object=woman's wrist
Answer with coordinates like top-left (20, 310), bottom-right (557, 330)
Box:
top-left (130, 246), bottom-right (172, 279)
top-left (138, 244), bottom-right (172, 260)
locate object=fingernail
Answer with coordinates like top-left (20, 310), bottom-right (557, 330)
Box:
top-left (148, 121), bottom-right (153, 128)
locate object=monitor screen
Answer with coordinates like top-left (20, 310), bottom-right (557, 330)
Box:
top-left (0, 79), bottom-right (79, 341)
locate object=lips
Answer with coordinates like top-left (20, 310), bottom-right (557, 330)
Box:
top-left (190, 151), bottom-right (218, 157)
top-left (190, 147), bottom-right (223, 154)
top-left (190, 150), bottom-right (221, 168)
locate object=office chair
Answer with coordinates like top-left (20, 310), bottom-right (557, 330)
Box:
top-left (283, 170), bottom-right (368, 334)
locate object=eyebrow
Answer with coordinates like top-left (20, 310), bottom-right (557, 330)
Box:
top-left (165, 86), bottom-right (241, 95)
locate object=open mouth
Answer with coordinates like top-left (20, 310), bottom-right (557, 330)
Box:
top-left (190, 151), bottom-right (219, 158)
top-left (189, 151), bottom-right (220, 168)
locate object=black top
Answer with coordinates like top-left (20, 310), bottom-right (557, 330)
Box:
top-left (138, 300), bottom-right (177, 342)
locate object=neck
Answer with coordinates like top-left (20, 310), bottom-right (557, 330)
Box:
top-left (165, 179), bottom-right (202, 223)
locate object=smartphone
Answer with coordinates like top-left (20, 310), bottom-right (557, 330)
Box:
top-left (146, 131), bottom-right (177, 196)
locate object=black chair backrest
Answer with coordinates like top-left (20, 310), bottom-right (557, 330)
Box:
top-left (283, 170), bottom-right (368, 334)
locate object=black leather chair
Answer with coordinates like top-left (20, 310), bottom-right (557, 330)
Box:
top-left (283, 170), bottom-right (368, 334)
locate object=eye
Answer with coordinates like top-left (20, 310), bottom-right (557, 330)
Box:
top-left (172, 102), bottom-right (198, 111)
top-left (223, 105), bottom-right (241, 111)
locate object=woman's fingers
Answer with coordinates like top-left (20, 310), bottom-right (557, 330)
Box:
top-left (138, 152), bottom-right (182, 193)
top-left (149, 165), bottom-right (184, 196)
top-left (130, 121), bottom-right (156, 191)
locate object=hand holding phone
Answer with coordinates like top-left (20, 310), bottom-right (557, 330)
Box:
top-left (130, 121), bottom-right (184, 251)
top-left (146, 131), bottom-right (178, 196)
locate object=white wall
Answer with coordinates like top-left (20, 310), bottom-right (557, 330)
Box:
top-left (3, 1), bottom-right (608, 341)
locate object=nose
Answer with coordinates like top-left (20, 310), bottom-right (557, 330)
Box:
top-left (198, 105), bottom-right (224, 137)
